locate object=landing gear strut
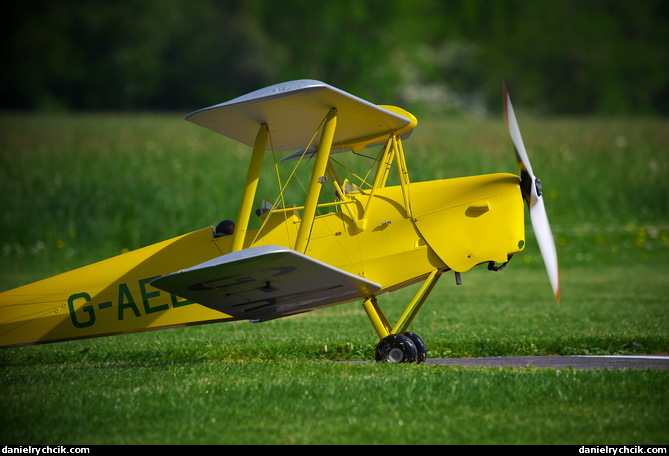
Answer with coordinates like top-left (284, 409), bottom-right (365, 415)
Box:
top-left (364, 269), bottom-right (442, 364)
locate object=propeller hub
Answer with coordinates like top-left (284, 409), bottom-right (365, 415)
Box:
top-left (520, 170), bottom-right (543, 204)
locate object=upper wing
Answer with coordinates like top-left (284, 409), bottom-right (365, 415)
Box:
top-left (151, 245), bottom-right (382, 321)
top-left (185, 80), bottom-right (414, 152)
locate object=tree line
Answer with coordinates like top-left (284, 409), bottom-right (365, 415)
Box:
top-left (2, 0), bottom-right (667, 115)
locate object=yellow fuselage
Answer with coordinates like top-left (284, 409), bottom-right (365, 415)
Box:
top-left (0, 173), bottom-right (524, 347)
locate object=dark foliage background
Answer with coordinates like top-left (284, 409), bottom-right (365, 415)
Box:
top-left (2, 0), bottom-right (667, 115)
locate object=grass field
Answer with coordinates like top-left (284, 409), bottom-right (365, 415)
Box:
top-left (1, 111), bottom-right (668, 444)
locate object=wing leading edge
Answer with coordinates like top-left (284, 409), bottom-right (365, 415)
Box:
top-left (185, 79), bottom-right (414, 152)
top-left (151, 246), bottom-right (381, 321)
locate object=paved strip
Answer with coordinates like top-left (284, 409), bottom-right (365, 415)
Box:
top-left (425, 355), bottom-right (669, 369)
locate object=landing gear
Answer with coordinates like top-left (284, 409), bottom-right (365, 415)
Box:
top-left (375, 332), bottom-right (427, 364)
top-left (363, 269), bottom-right (443, 364)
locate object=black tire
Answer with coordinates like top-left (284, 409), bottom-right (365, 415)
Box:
top-left (375, 334), bottom-right (418, 363)
top-left (404, 332), bottom-right (427, 364)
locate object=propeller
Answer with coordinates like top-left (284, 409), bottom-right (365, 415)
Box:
top-left (503, 84), bottom-right (560, 304)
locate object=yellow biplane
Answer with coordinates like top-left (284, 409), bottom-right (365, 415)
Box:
top-left (0, 80), bottom-right (559, 363)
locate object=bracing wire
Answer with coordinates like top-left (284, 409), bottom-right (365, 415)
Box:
top-left (250, 115), bottom-right (326, 245)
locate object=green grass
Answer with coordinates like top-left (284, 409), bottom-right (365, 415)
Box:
top-left (2, 358), bottom-right (666, 445)
top-left (1, 112), bottom-right (668, 444)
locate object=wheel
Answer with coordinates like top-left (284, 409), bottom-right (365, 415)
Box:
top-left (375, 334), bottom-right (418, 363)
top-left (404, 332), bottom-right (427, 364)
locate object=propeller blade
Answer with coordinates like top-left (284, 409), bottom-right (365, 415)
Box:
top-left (503, 84), bottom-right (560, 303)
top-left (503, 84), bottom-right (534, 180)
top-left (530, 197), bottom-right (561, 303)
